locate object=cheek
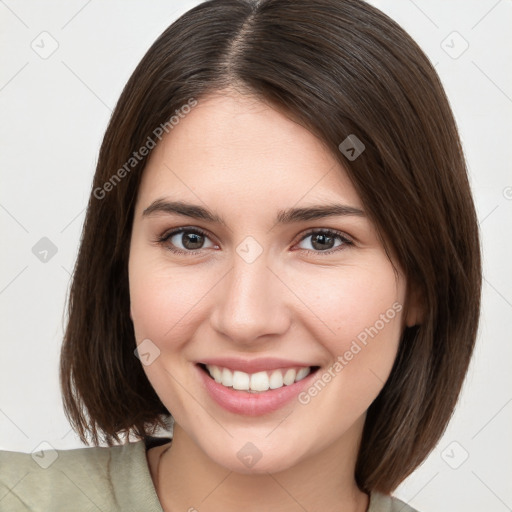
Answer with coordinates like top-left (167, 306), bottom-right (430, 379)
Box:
top-left (128, 248), bottom-right (213, 414)
top-left (292, 262), bottom-right (405, 382)
top-left (292, 266), bottom-right (404, 428)
top-left (129, 253), bottom-right (214, 344)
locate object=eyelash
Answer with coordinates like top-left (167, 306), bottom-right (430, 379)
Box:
top-left (155, 226), bottom-right (353, 256)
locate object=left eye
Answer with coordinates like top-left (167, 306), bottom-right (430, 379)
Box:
top-left (296, 230), bottom-right (351, 253)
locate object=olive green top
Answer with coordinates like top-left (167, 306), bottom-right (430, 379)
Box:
top-left (0, 437), bottom-right (419, 511)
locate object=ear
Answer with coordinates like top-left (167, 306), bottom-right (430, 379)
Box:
top-left (405, 282), bottom-right (424, 327)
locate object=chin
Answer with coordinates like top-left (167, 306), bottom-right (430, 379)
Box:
top-left (208, 442), bottom-right (304, 475)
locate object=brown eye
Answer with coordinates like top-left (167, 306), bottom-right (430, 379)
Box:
top-left (310, 233), bottom-right (336, 250)
top-left (177, 231), bottom-right (204, 250)
top-left (297, 229), bottom-right (352, 254)
top-left (158, 228), bottom-right (216, 254)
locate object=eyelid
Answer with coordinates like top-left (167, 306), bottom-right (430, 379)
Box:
top-left (295, 227), bottom-right (353, 245)
top-left (159, 225), bottom-right (215, 242)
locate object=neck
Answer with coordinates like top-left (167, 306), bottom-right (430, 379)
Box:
top-left (154, 419), bottom-right (369, 512)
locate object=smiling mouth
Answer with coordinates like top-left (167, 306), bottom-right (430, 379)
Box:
top-left (198, 363), bottom-right (320, 393)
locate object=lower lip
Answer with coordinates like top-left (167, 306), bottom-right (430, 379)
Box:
top-left (197, 365), bottom-right (318, 416)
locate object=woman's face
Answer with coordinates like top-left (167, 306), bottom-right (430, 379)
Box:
top-left (129, 90), bottom-right (415, 473)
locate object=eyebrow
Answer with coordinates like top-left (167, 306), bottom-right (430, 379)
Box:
top-left (142, 198), bottom-right (365, 225)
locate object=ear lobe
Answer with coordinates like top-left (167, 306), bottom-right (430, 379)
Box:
top-left (405, 283), bottom-right (424, 327)
top-left (405, 305), bottom-right (421, 328)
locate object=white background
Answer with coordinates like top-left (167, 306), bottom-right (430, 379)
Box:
top-left (1, 1), bottom-right (511, 511)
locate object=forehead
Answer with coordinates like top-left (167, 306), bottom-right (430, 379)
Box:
top-left (136, 91), bottom-right (362, 213)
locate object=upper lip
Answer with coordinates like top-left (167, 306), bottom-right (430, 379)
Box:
top-left (198, 357), bottom-right (315, 374)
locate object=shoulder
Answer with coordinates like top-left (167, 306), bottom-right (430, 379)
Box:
top-left (369, 491), bottom-right (420, 512)
top-left (0, 439), bottom-right (165, 512)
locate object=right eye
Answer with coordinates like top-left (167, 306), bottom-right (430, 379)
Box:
top-left (157, 227), bottom-right (217, 255)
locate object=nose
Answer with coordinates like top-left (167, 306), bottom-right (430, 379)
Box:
top-left (209, 251), bottom-right (291, 346)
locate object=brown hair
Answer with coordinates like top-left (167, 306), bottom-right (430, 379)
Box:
top-left (60, 0), bottom-right (482, 494)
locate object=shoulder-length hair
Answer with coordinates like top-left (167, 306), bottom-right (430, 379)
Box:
top-left (60, 0), bottom-right (481, 494)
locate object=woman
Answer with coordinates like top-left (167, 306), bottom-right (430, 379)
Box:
top-left (0, 0), bottom-right (481, 510)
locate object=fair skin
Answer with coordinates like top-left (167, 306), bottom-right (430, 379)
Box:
top-left (129, 89), bottom-right (419, 512)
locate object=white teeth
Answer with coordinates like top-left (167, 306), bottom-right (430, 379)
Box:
top-left (205, 365), bottom-right (312, 392)
top-left (232, 370), bottom-right (250, 390)
top-left (250, 371), bottom-right (270, 392)
top-left (211, 366), bottom-right (222, 383)
top-left (269, 370), bottom-right (283, 389)
top-left (221, 367), bottom-right (233, 387)
top-left (296, 367), bottom-right (310, 381)
top-left (283, 369), bottom-right (296, 386)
